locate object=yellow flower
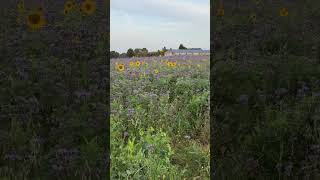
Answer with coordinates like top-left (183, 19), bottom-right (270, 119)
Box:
top-left (279, 7), bottom-right (289, 17)
top-left (154, 69), bottom-right (159, 74)
top-left (129, 61), bottom-right (134, 67)
top-left (170, 62), bottom-right (177, 68)
top-left (166, 61), bottom-right (171, 67)
top-left (26, 10), bottom-right (46, 30)
top-left (81, 0), bottom-right (96, 15)
top-left (135, 61), bottom-right (141, 67)
top-left (17, 0), bottom-right (25, 14)
top-left (64, 0), bottom-right (76, 11)
top-left (117, 63), bottom-right (125, 72)
top-left (216, 8), bottom-right (224, 17)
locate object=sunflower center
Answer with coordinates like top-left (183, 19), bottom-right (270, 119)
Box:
top-left (29, 14), bottom-right (40, 24)
top-left (85, 4), bottom-right (92, 10)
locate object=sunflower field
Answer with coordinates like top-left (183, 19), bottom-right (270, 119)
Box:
top-left (111, 55), bottom-right (210, 179)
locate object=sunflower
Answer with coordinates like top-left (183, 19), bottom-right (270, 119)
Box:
top-left (135, 61), bottom-right (141, 67)
top-left (26, 10), bottom-right (46, 30)
top-left (166, 61), bottom-right (171, 67)
top-left (279, 7), bottom-right (289, 17)
top-left (170, 62), bottom-right (177, 68)
top-left (64, 0), bottom-right (76, 11)
top-left (64, 0), bottom-right (77, 15)
top-left (81, 0), bottom-right (96, 15)
top-left (216, 8), bottom-right (224, 17)
top-left (154, 69), bottom-right (159, 74)
top-left (129, 61), bottom-right (134, 67)
top-left (117, 63), bottom-right (125, 72)
top-left (17, 0), bottom-right (25, 14)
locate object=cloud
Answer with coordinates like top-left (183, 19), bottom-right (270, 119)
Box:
top-left (110, 0), bottom-right (210, 53)
top-left (111, 0), bottom-right (209, 23)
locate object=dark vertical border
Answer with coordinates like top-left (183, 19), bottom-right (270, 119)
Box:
top-left (1, 0), bottom-right (110, 178)
top-left (210, 0), bottom-right (215, 179)
top-left (106, 0), bottom-right (110, 178)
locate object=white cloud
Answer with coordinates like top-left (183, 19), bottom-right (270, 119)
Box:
top-left (111, 0), bottom-right (209, 22)
top-left (110, 0), bottom-right (210, 53)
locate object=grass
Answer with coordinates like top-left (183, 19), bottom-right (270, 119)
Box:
top-left (212, 0), bottom-right (320, 179)
top-left (111, 56), bottom-right (210, 179)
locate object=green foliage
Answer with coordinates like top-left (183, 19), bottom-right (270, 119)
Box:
top-left (127, 48), bottom-right (135, 57)
top-left (213, 1), bottom-right (320, 178)
top-left (111, 57), bottom-right (210, 179)
top-left (0, 2), bottom-right (108, 179)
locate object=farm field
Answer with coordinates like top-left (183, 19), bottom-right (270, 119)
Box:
top-left (110, 55), bottom-right (210, 179)
top-left (212, 0), bottom-right (320, 178)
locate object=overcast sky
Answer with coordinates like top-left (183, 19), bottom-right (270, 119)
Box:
top-left (111, 0), bottom-right (210, 53)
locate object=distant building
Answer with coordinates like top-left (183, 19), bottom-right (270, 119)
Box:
top-left (164, 48), bottom-right (210, 56)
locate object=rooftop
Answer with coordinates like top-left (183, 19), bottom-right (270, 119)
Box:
top-left (167, 48), bottom-right (210, 53)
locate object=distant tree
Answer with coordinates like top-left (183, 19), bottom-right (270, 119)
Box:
top-left (134, 48), bottom-right (141, 57)
top-left (179, 44), bottom-right (187, 49)
top-left (141, 48), bottom-right (148, 56)
top-left (127, 48), bottom-right (135, 57)
top-left (119, 53), bottom-right (127, 58)
top-left (110, 51), bottom-right (120, 59)
top-left (162, 46), bottom-right (167, 52)
top-left (160, 47), bottom-right (168, 56)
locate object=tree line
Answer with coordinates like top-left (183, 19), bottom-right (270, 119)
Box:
top-left (110, 44), bottom-right (188, 58)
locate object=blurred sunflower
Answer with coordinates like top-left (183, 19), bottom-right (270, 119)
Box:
top-left (17, 0), bottom-right (25, 14)
top-left (279, 7), bottom-right (288, 17)
top-left (117, 63), bottom-right (125, 72)
top-left (64, 0), bottom-right (77, 15)
top-left (26, 10), bottom-right (46, 30)
top-left (166, 61), bottom-right (171, 67)
top-left (135, 61), bottom-right (141, 67)
top-left (170, 62), bottom-right (177, 68)
top-left (154, 69), bottom-right (159, 74)
top-left (81, 0), bottom-right (96, 15)
top-left (129, 61), bottom-right (134, 67)
top-left (64, 0), bottom-right (76, 11)
top-left (216, 8), bottom-right (224, 17)
top-left (17, 0), bottom-right (25, 24)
